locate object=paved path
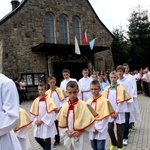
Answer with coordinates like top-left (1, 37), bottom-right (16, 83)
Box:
top-left (21, 94), bottom-right (150, 150)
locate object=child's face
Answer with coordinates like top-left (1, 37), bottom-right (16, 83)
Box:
top-left (48, 79), bottom-right (56, 88)
top-left (99, 76), bottom-right (103, 82)
top-left (38, 86), bottom-right (46, 97)
top-left (124, 66), bottom-right (129, 74)
top-left (117, 69), bottom-right (124, 78)
top-left (92, 75), bottom-right (97, 81)
top-left (110, 75), bottom-right (118, 84)
top-left (63, 72), bottom-right (70, 79)
top-left (82, 70), bottom-right (88, 77)
top-left (90, 84), bottom-right (100, 98)
top-left (66, 86), bottom-right (79, 101)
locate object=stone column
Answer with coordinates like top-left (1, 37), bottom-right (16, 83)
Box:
top-left (0, 40), bottom-right (3, 73)
top-left (47, 58), bottom-right (53, 76)
top-left (87, 62), bottom-right (93, 76)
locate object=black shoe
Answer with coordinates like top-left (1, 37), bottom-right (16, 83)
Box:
top-left (53, 142), bottom-right (60, 148)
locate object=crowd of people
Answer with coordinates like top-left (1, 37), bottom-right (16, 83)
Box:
top-left (1, 63), bottom-right (142, 150)
top-left (13, 77), bottom-right (27, 104)
top-left (131, 67), bottom-right (150, 97)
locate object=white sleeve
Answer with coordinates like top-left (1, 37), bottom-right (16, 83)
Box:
top-left (60, 82), bottom-right (63, 89)
top-left (31, 114), bottom-right (37, 126)
top-left (132, 77), bottom-right (137, 98)
top-left (0, 80), bottom-right (19, 136)
top-left (60, 99), bottom-right (68, 107)
top-left (41, 111), bottom-right (55, 126)
top-left (95, 117), bottom-right (109, 133)
top-left (59, 128), bottom-right (68, 136)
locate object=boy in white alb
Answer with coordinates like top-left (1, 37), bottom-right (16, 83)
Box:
top-left (87, 80), bottom-right (114, 150)
top-left (57, 81), bottom-right (97, 150)
top-left (14, 107), bottom-right (32, 150)
top-left (116, 65), bottom-right (134, 146)
top-left (30, 83), bottom-right (57, 150)
top-left (102, 71), bottom-right (131, 150)
top-left (46, 76), bottom-right (67, 147)
top-left (78, 68), bottom-right (92, 101)
top-left (60, 69), bottom-right (78, 92)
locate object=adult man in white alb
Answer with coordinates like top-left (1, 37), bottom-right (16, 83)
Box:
top-left (60, 69), bottom-right (78, 92)
top-left (0, 73), bottom-right (22, 150)
top-left (78, 68), bottom-right (92, 102)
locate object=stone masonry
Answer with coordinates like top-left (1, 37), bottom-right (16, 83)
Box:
top-left (0, 0), bottom-right (114, 79)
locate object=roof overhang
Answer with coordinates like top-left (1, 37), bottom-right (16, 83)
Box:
top-left (32, 43), bottom-right (110, 57)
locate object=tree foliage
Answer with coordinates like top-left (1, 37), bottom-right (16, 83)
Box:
top-left (127, 6), bottom-right (150, 69)
top-left (111, 28), bottom-right (130, 68)
top-left (111, 5), bottom-right (150, 70)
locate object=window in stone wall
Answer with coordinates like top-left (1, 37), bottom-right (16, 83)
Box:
top-left (72, 16), bottom-right (81, 44)
top-left (45, 13), bottom-right (55, 43)
top-left (59, 14), bottom-right (69, 44)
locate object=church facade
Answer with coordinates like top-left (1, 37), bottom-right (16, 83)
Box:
top-left (0, 0), bottom-right (114, 87)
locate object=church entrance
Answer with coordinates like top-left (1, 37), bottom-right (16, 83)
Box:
top-left (53, 62), bottom-right (87, 86)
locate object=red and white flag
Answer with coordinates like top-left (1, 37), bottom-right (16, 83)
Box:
top-left (82, 30), bottom-right (87, 45)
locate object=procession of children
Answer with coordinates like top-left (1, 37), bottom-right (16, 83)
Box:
top-left (1, 63), bottom-right (141, 150)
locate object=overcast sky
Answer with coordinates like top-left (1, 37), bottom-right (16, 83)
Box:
top-left (0, 0), bottom-right (150, 32)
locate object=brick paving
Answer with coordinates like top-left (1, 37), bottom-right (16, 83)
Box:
top-left (21, 94), bottom-right (150, 150)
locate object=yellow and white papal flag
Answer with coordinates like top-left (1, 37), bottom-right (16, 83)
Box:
top-left (75, 36), bottom-right (81, 55)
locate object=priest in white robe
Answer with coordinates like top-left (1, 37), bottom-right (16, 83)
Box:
top-left (0, 73), bottom-right (22, 150)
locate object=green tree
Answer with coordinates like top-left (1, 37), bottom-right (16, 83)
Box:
top-left (127, 6), bottom-right (150, 69)
top-left (111, 27), bottom-right (129, 68)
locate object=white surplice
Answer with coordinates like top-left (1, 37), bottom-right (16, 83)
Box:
top-left (15, 127), bottom-right (31, 150)
top-left (0, 74), bottom-right (22, 150)
top-left (60, 78), bottom-right (78, 92)
top-left (124, 74), bottom-right (141, 122)
top-left (108, 90), bottom-right (127, 124)
top-left (31, 102), bottom-right (57, 138)
top-left (51, 91), bottom-right (67, 119)
top-left (78, 77), bottom-right (92, 102)
top-left (89, 102), bottom-right (109, 140)
top-left (59, 110), bottom-right (94, 150)
top-left (117, 77), bottom-right (134, 114)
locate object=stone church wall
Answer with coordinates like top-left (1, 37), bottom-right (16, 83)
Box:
top-left (0, 0), bottom-right (114, 79)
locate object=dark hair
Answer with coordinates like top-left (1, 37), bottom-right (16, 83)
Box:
top-left (116, 65), bottom-right (125, 72)
top-left (66, 81), bottom-right (78, 90)
top-left (62, 69), bottom-right (70, 74)
top-left (82, 68), bottom-right (88, 72)
top-left (38, 83), bottom-right (47, 89)
top-left (90, 80), bottom-right (100, 89)
top-left (13, 77), bottom-right (19, 82)
top-left (123, 63), bottom-right (129, 67)
top-left (110, 71), bottom-right (117, 77)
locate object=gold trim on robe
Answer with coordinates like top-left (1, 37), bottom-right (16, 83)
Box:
top-left (30, 95), bottom-right (57, 116)
top-left (87, 95), bottom-right (115, 121)
top-left (14, 107), bottom-right (32, 132)
top-left (102, 84), bottom-right (131, 104)
top-left (46, 87), bottom-right (67, 101)
top-left (56, 99), bottom-right (97, 131)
